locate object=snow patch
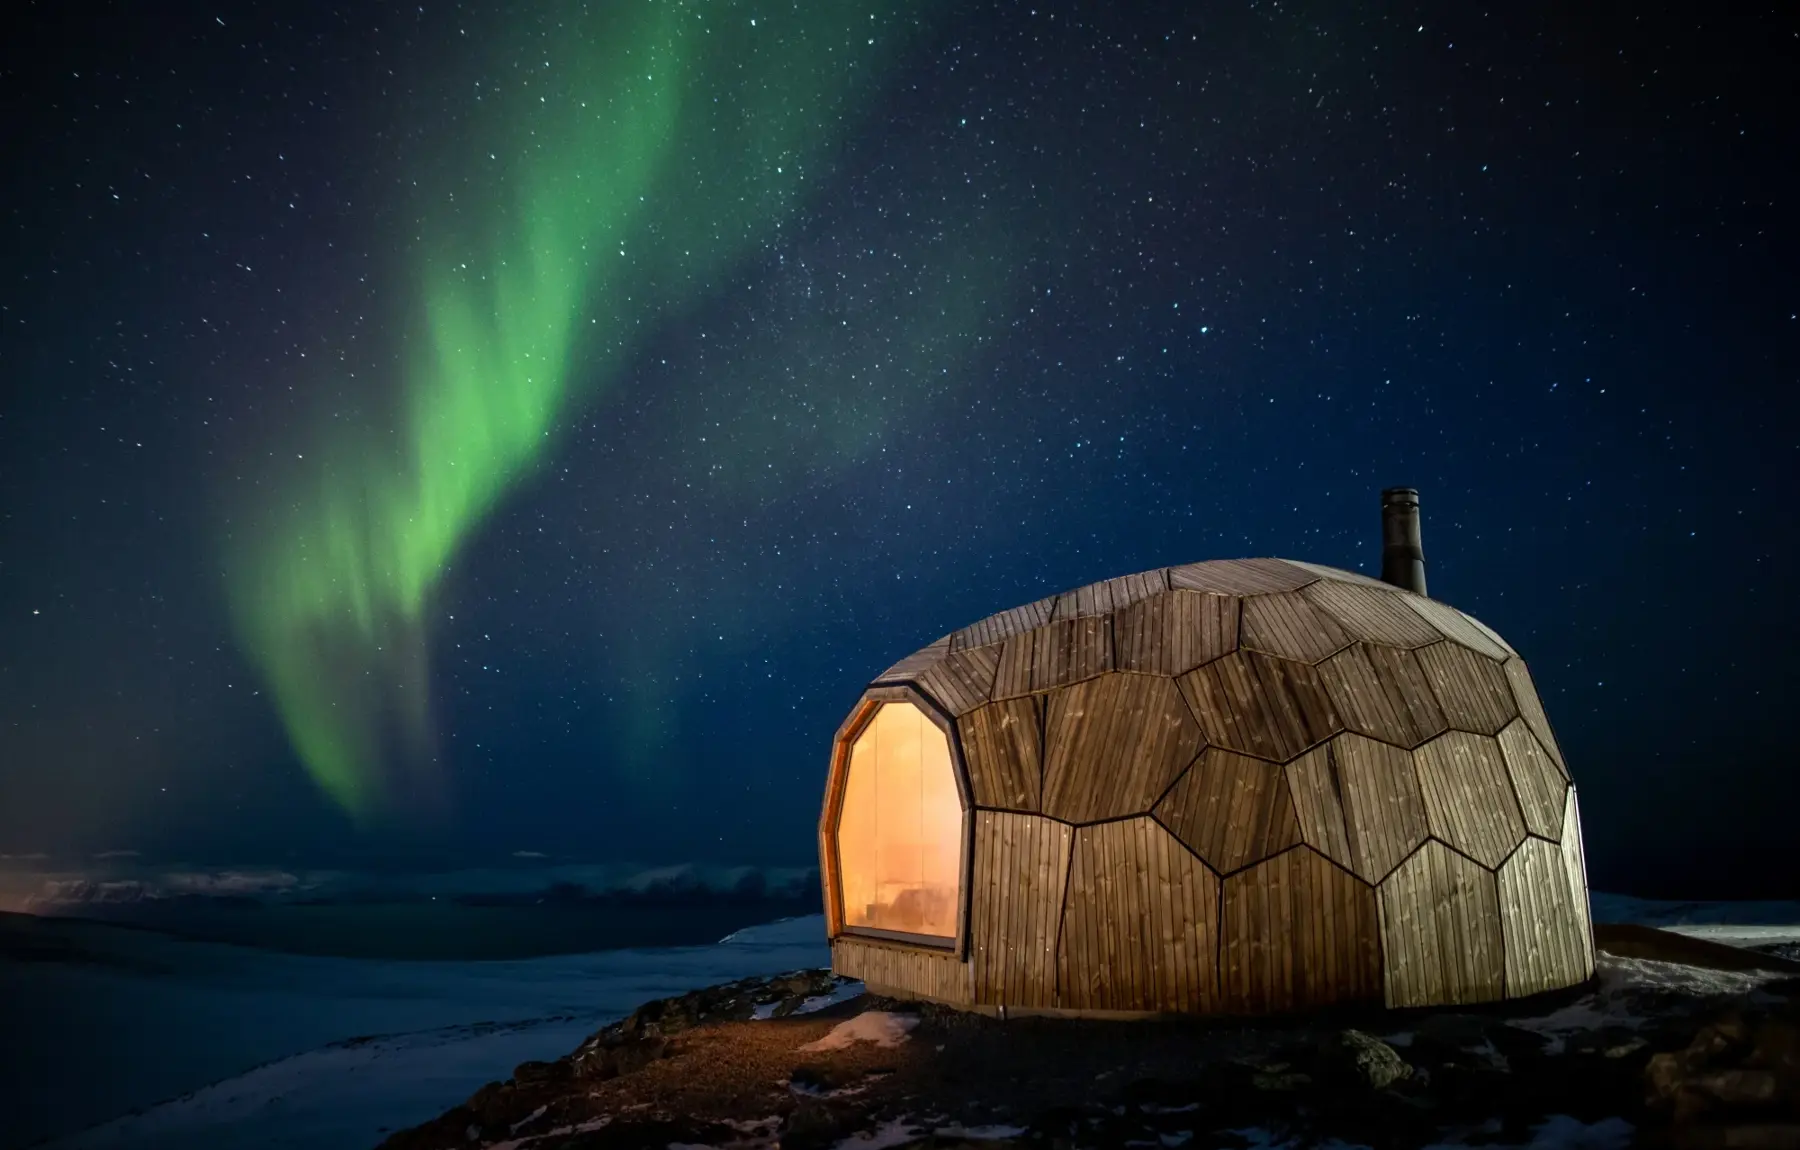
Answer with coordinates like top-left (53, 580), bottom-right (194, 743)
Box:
top-left (934, 1124), bottom-right (1028, 1140)
top-left (799, 1011), bottom-right (920, 1053)
top-left (836, 1118), bottom-right (924, 1150)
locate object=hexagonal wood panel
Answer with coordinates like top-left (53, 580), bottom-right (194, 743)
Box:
top-left (1168, 558), bottom-right (1316, 595)
top-left (1497, 719), bottom-right (1566, 841)
top-left (1413, 731), bottom-right (1528, 870)
top-left (1287, 733), bottom-right (1431, 885)
top-left (1042, 673), bottom-right (1203, 823)
top-left (1059, 817), bottom-right (1220, 1012)
top-left (970, 811), bottom-right (1071, 1008)
top-left (1240, 590), bottom-right (1353, 663)
top-left (1504, 659), bottom-right (1568, 779)
top-left (1498, 836), bottom-right (1591, 999)
top-left (1417, 641), bottom-right (1518, 736)
top-left (959, 697), bottom-right (1042, 811)
top-left (1221, 846), bottom-right (1382, 1012)
top-left (1404, 596), bottom-right (1511, 660)
top-left (1319, 642), bottom-right (1447, 748)
top-left (1300, 579), bottom-right (1442, 647)
top-left (1177, 650), bottom-right (1341, 763)
top-left (1156, 748), bottom-right (1301, 874)
top-left (1377, 840), bottom-right (1505, 1007)
top-left (1113, 589), bottom-right (1239, 676)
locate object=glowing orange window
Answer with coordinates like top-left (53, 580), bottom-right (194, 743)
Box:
top-left (835, 701), bottom-right (963, 942)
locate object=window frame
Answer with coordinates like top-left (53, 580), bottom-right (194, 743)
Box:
top-left (820, 683), bottom-right (973, 958)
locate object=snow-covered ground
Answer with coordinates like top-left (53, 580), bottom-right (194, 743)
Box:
top-left (7, 894), bottom-right (1799, 1150)
top-left (4, 915), bottom-right (826, 1150)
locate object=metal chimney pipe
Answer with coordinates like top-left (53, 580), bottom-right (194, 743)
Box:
top-left (1380, 487), bottom-right (1428, 595)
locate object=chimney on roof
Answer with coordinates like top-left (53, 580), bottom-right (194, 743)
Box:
top-left (1380, 487), bottom-right (1427, 595)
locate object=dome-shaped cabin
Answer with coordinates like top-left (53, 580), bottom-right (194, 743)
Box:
top-left (818, 491), bottom-right (1594, 1015)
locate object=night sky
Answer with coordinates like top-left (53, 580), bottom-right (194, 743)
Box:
top-left (2, 1), bottom-right (1794, 897)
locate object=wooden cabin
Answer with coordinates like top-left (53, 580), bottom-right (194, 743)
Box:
top-left (818, 490), bottom-right (1594, 1015)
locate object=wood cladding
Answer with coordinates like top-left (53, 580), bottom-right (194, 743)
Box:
top-left (1285, 734), bottom-right (1435, 887)
top-left (1241, 591), bottom-right (1354, 663)
top-left (1498, 836), bottom-right (1591, 998)
top-left (1320, 643), bottom-right (1447, 748)
top-left (1178, 650), bottom-right (1340, 762)
top-left (830, 558), bottom-right (1588, 1015)
top-left (914, 645), bottom-right (1001, 717)
top-left (1042, 674), bottom-right (1202, 823)
top-left (1059, 817), bottom-right (1221, 1012)
top-left (1114, 590), bottom-right (1239, 676)
top-left (1377, 840), bottom-right (1505, 1008)
top-left (1416, 641), bottom-right (1518, 736)
top-left (1031, 617), bottom-right (1114, 690)
top-left (1168, 558), bottom-right (1316, 596)
top-left (1300, 579), bottom-right (1442, 646)
top-left (1413, 731), bottom-right (1527, 869)
top-left (1052, 570), bottom-right (1170, 620)
top-left (970, 812), bottom-right (1071, 1007)
top-left (1403, 596), bottom-right (1511, 661)
top-left (1497, 720), bottom-right (1567, 841)
top-left (833, 936), bottom-right (972, 1005)
top-left (875, 634), bottom-right (951, 683)
top-left (959, 698), bottom-right (1043, 811)
top-left (1504, 659), bottom-right (1569, 779)
top-left (1221, 846), bottom-right (1382, 1012)
top-left (951, 594), bottom-right (1058, 652)
top-left (1156, 748), bottom-right (1301, 873)
top-left (1559, 788), bottom-right (1597, 978)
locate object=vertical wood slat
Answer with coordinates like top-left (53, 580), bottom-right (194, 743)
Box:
top-left (1114, 590), bottom-right (1240, 676)
top-left (1498, 836), bottom-right (1590, 998)
top-left (1221, 846), bottom-right (1382, 1012)
top-left (1177, 650), bottom-right (1341, 763)
top-left (1030, 617), bottom-right (1113, 690)
top-left (1413, 732), bottom-right (1527, 870)
top-left (1330, 733), bottom-right (1432, 885)
top-left (959, 697), bottom-right (1043, 811)
top-left (1319, 643), bottom-right (1447, 749)
top-left (1561, 788), bottom-right (1596, 978)
top-left (1043, 674), bottom-right (1204, 823)
top-left (1285, 743), bottom-right (1355, 875)
top-left (1504, 659), bottom-right (1569, 779)
top-left (1240, 590), bottom-right (1354, 663)
top-left (1376, 840), bottom-right (1505, 1008)
top-left (1058, 817), bottom-right (1220, 1012)
top-left (1156, 748), bottom-right (1301, 874)
top-left (1299, 579), bottom-right (1443, 646)
top-left (1496, 719), bottom-right (1567, 840)
top-left (832, 936), bottom-right (972, 1005)
top-left (1416, 641), bottom-right (1518, 736)
top-left (991, 629), bottom-right (1036, 700)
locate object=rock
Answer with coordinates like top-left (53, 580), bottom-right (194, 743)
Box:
top-left (790, 1062), bottom-right (868, 1094)
top-left (511, 1059), bottom-right (570, 1084)
top-left (1317, 1029), bottom-right (1412, 1090)
top-left (781, 1098), bottom-right (864, 1150)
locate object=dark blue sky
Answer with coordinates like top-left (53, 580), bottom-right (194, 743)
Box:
top-left (2, 1), bottom-right (1794, 896)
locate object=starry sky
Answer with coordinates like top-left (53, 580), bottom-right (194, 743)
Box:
top-left (2, 1), bottom-right (1794, 897)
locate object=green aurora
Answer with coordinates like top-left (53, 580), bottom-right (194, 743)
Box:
top-left (222, 2), bottom-right (944, 818)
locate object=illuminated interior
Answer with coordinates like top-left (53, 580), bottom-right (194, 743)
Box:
top-left (836, 701), bottom-right (964, 941)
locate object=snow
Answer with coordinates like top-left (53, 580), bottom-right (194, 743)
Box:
top-left (8, 892), bottom-right (1797, 1150)
top-left (7, 914), bottom-right (828, 1150)
top-left (796, 1010), bottom-right (920, 1053)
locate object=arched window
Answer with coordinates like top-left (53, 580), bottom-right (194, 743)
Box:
top-left (835, 701), bottom-right (963, 942)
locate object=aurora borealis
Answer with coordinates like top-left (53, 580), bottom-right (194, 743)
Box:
top-left (220, 2), bottom-right (930, 815)
top-left (3, 0), bottom-right (1797, 897)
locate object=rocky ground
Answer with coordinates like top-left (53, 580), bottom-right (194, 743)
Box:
top-left (380, 928), bottom-right (1800, 1150)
